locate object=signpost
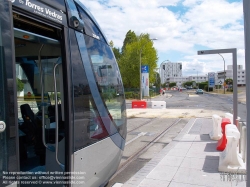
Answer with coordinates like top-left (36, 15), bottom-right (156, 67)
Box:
top-left (141, 65), bottom-right (149, 97)
top-left (208, 72), bottom-right (215, 88)
top-left (197, 48), bottom-right (237, 125)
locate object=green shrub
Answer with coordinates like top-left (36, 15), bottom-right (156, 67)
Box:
top-left (204, 85), bottom-right (213, 91)
top-left (16, 78), bottom-right (24, 92)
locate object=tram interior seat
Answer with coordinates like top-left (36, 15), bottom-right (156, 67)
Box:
top-left (46, 104), bottom-right (64, 144)
top-left (48, 104), bottom-right (62, 123)
top-left (20, 104), bottom-right (45, 165)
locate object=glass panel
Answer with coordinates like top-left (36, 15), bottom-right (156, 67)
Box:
top-left (76, 5), bottom-right (106, 42)
top-left (84, 35), bottom-right (127, 138)
top-left (70, 29), bottom-right (109, 151)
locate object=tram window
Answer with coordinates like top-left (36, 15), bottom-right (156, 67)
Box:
top-left (84, 35), bottom-right (127, 138)
top-left (69, 29), bottom-right (109, 151)
top-left (76, 4), bottom-right (106, 42)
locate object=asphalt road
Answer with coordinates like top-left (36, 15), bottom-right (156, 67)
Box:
top-left (126, 89), bottom-right (246, 121)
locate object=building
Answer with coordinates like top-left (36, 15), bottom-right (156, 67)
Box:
top-left (187, 75), bottom-right (208, 83)
top-left (215, 65), bottom-right (245, 86)
top-left (160, 61), bottom-right (182, 84)
top-left (164, 75), bottom-right (207, 87)
top-left (165, 77), bottom-right (189, 87)
top-left (159, 63), bottom-right (245, 88)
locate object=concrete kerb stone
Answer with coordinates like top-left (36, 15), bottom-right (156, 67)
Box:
top-left (126, 108), bottom-right (226, 119)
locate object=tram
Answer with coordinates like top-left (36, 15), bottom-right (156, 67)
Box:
top-left (0, 0), bottom-right (127, 186)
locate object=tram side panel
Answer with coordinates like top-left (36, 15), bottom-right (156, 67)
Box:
top-left (69, 27), bottom-right (126, 186)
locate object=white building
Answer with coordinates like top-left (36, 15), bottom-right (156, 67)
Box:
top-left (165, 75), bottom-right (207, 87)
top-left (160, 61), bottom-right (182, 84)
top-left (165, 77), bottom-right (189, 87)
top-left (187, 75), bottom-right (208, 83)
top-left (160, 64), bottom-right (245, 88)
top-left (215, 65), bottom-right (245, 86)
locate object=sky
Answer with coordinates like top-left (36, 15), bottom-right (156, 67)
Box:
top-left (79, 0), bottom-right (244, 77)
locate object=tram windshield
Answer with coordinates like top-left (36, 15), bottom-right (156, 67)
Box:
top-left (86, 36), bottom-right (126, 128)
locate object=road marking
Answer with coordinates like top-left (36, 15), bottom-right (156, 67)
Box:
top-left (112, 183), bottom-right (123, 187)
top-left (189, 95), bottom-right (199, 97)
top-left (125, 132), bottom-right (147, 146)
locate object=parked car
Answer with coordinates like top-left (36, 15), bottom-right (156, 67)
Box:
top-left (196, 89), bottom-right (204, 94)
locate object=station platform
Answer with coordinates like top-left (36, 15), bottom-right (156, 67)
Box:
top-left (115, 118), bottom-right (246, 187)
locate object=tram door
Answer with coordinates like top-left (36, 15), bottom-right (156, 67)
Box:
top-left (0, 1), bottom-right (67, 186)
top-left (13, 13), bottom-right (66, 182)
top-left (1, 5), bottom-right (67, 187)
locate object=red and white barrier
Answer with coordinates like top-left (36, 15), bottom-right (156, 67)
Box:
top-left (209, 114), bottom-right (222, 140)
top-left (151, 101), bottom-right (166, 109)
top-left (218, 124), bottom-right (246, 173)
top-left (132, 100), bottom-right (147, 109)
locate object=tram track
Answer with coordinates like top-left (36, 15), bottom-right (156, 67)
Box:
top-left (127, 112), bottom-right (169, 133)
top-left (109, 118), bottom-right (182, 182)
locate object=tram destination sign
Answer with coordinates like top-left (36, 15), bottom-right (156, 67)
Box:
top-left (11, 0), bottom-right (67, 25)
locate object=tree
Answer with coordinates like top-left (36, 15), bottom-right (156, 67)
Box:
top-left (182, 81), bottom-right (195, 87)
top-left (169, 82), bottom-right (176, 88)
top-left (119, 41), bottom-right (140, 88)
top-left (154, 72), bottom-right (161, 88)
top-left (110, 40), bottom-right (122, 62)
top-left (118, 32), bottom-right (158, 88)
top-left (161, 83), bottom-right (167, 88)
top-left (225, 78), bottom-right (233, 92)
top-left (121, 30), bottom-right (137, 53)
top-left (225, 78), bottom-right (233, 85)
top-left (16, 78), bottom-right (24, 92)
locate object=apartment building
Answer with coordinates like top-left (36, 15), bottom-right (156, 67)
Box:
top-left (160, 61), bottom-right (182, 84)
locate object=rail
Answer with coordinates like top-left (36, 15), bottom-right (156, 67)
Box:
top-left (109, 118), bottom-right (181, 181)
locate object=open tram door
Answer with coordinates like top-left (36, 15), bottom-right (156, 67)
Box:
top-left (0, 1), bottom-right (72, 186)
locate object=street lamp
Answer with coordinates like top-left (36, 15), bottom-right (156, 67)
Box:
top-left (139, 38), bottom-right (157, 100)
top-left (197, 48), bottom-right (237, 125)
top-left (218, 53), bottom-right (226, 94)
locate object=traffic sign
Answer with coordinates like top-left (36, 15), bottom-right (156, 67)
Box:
top-left (141, 65), bottom-right (149, 73)
top-left (208, 72), bottom-right (215, 88)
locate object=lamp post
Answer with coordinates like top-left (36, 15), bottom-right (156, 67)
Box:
top-left (139, 38), bottom-right (157, 100)
top-left (218, 53), bottom-right (226, 94)
top-left (206, 74), bottom-right (209, 92)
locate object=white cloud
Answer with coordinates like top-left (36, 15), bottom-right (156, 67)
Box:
top-left (79, 0), bottom-right (244, 76)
